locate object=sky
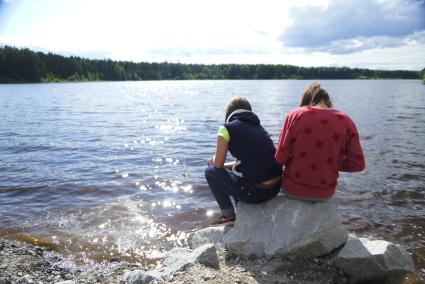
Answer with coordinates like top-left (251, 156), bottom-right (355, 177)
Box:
top-left (0, 0), bottom-right (424, 70)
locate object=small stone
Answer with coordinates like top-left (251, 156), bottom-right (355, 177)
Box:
top-left (118, 270), bottom-right (158, 284)
top-left (160, 243), bottom-right (219, 276)
top-left (35, 247), bottom-right (43, 256)
top-left (194, 244), bottom-right (220, 269)
top-left (202, 272), bottom-right (216, 281)
top-left (110, 257), bottom-right (120, 263)
top-left (22, 274), bottom-right (34, 284)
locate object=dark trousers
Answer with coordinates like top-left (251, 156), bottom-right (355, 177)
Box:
top-left (204, 166), bottom-right (280, 216)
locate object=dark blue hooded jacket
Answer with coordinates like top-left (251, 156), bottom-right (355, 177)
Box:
top-left (224, 111), bottom-right (282, 185)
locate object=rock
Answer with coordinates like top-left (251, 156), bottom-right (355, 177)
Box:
top-left (22, 274), bottom-right (34, 284)
top-left (160, 243), bottom-right (219, 276)
top-left (118, 270), bottom-right (158, 284)
top-left (35, 247), bottom-right (43, 256)
top-left (224, 195), bottom-right (348, 259)
top-left (202, 271), bottom-right (216, 280)
top-left (194, 243), bottom-right (220, 269)
top-left (333, 235), bottom-right (415, 282)
top-left (187, 226), bottom-right (229, 249)
top-left (161, 247), bottom-right (193, 275)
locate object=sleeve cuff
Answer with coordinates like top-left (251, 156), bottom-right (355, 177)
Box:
top-left (217, 125), bottom-right (230, 142)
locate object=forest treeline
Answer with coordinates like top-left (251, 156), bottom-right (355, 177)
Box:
top-left (0, 45), bottom-right (422, 83)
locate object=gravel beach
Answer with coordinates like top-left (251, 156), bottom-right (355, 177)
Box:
top-left (0, 238), bottom-right (349, 284)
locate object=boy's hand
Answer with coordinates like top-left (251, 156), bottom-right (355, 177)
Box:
top-left (206, 155), bottom-right (215, 166)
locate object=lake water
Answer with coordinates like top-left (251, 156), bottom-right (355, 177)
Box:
top-left (0, 80), bottom-right (424, 276)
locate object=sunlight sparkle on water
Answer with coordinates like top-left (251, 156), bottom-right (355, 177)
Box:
top-left (138, 138), bottom-right (164, 146)
top-left (206, 210), bottom-right (214, 217)
top-left (154, 179), bottom-right (193, 194)
top-left (162, 200), bottom-right (172, 208)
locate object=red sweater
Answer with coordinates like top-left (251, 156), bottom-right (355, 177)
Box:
top-left (275, 107), bottom-right (365, 198)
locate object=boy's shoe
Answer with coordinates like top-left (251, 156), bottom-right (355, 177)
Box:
top-left (211, 213), bottom-right (236, 225)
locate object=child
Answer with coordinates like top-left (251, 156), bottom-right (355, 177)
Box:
top-left (275, 83), bottom-right (365, 201)
top-left (205, 96), bottom-right (282, 224)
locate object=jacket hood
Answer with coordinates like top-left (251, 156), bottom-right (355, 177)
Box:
top-left (228, 110), bottom-right (260, 125)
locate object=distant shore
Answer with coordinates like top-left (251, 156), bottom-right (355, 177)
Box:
top-left (1, 45), bottom-right (423, 84)
top-left (0, 78), bottom-right (425, 85)
top-left (1, 78), bottom-right (424, 84)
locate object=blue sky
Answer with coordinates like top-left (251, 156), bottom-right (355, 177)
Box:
top-left (0, 0), bottom-right (424, 70)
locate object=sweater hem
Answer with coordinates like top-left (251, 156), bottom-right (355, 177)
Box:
top-left (282, 178), bottom-right (336, 199)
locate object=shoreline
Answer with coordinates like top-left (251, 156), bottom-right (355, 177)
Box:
top-left (1, 236), bottom-right (423, 284)
top-left (0, 78), bottom-right (423, 84)
top-left (0, 237), bottom-right (347, 284)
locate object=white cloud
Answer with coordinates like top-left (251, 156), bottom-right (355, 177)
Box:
top-left (280, 0), bottom-right (425, 53)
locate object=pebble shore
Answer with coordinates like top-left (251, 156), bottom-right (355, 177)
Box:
top-left (0, 239), bottom-right (136, 284)
top-left (1, 238), bottom-right (349, 284)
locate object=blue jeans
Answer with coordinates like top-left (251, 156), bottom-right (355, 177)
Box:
top-left (204, 166), bottom-right (280, 216)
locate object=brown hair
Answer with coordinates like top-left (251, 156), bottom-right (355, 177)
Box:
top-left (225, 96), bottom-right (252, 122)
top-left (300, 82), bottom-right (332, 108)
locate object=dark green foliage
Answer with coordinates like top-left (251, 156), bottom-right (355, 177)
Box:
top-left (0, 45), bottom-right (421, 83)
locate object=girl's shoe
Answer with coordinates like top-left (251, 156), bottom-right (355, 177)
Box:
top-left (211, 213), bottom-right (236, 225)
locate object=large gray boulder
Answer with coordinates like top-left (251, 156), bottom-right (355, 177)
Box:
top-left (333, 235), bottom-right (415, 282)
top-left (224, 195), bottom-right (348, 259)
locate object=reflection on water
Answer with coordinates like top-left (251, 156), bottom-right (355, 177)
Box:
top-left (0, 80), bottom-right (424, 278)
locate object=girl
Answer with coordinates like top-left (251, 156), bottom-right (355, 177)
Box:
top-left (205, 96), bottom-right (281, 224)
top-left (275, 83), bottom-right (365, 201)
